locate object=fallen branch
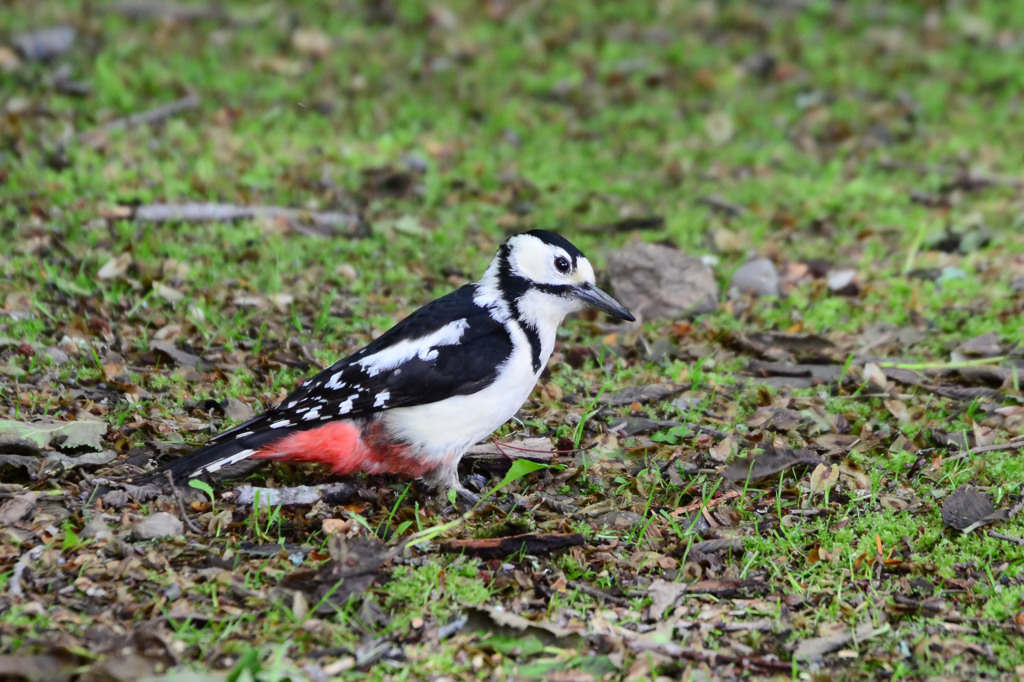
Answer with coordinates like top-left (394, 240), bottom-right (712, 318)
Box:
top-left (463, 438), bottom-right (555, 465)
top-left (627, 636), bottom-right (790, 672)
top-left (681, 578), bottom-right (770, 597)
top-left (986, 531), bottom-right (1024, 546)
top-left (877, 157), bottom-right (1024, 189)
top-left (946, 437), bottom-right (1024, 463)
top-left (107, 0), bottom-right (227, 22)
top-left (670, 490), bottom-right (741, 516)
top-left (690, 538), bottom-right (745, 555)
top-left (230, 483), bottom-right (358, 507)
top-left (698, 194), bottom-right (746, 217)
top-left (579, 215), bottom-right (665, 233)
top-left (874, 356), bottom-right (1008, 372)
top-left (80, 93), bottom-right (200, 144)
top-left (440, 532), bottom-right (584, 559)
top-left (566, 580), bottom-right (630, 607)
top-left (166, 471), bottom-right (204, 536)
top-left (108, 202), bottom-right (366, 237)
top-left (942, 613), bottom-right (1023, 630)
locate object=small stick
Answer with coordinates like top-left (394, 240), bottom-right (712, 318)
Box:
top-left (108, 0), bottom-right (226, 22)
top-left (81, 93), bottom-right (200, 142)
top-left (877, 157), bottom-right (1024, 188)
top-left (696, 424), bottom-right (729, 439)
top-left (698, 194), bottom-right (746, 217)
top-left (669, 490), bottom-right (740, 516)
top-left (165, 471), bottom-right (205, 536)
top-left (114, 202), bottom-right (363, 235)
top-left (946, 438), bottom-right (1024, 463)
top-left (987, 531), bottom-right (1024, 546)
top-left (490, 438), bottom-right (595, 456)
top-left (440, 532), bottom-right (584, 559)
top-left (566, 580), bottom-right (630, 607)
top-left (875, 356), bottom-right (1007, 371)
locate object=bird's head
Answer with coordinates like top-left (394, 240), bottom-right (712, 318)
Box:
top-left (479, 229), bottom-right (635, 328)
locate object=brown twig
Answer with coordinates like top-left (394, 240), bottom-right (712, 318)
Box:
top-left (489, 439), bottom-right (583, 455)
top-left (628, 637), bottom-right (790, 672)
top-left (165, 471), bottom-right (205, 536)
top-left (565, 580), bottom-right (630, 607)
top-left (986, 531), bottom-right (1024, 546)
top-left (696, 424), bottom-right (730, 439)
top-left (463, 438), bottom-right (562, 465)
top-left (230, 483), bottom-right (356, 507)
top-left (680, 578), bottom-right (771, 597)
top-left (107, 0), bottom-right (227, 22)
top-left (670, 490), bottom-right (741, 516)
top-left (80, 93), bottom-right (200, 143)
top-left (578, 216), bottom-right (665, 233)
top-left (110, 202), bottom-right (365, 237)
top-left (942, 613), bottom-right (1023, 631)
top-left (946, 437), bottom-right (1024, 463)
top-left (440, 532), bottom-right (584, 559)
top-left (877, 157), bottom-right (1024, 188)
top-left (698, 194), bottom-right (746, 217)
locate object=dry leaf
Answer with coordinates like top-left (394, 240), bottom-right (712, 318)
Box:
top-left (809, 463), bottom-right (840, 497)
top-left (97, 253), bottom-right (132, 279)
top-left (292, 28), bottom-right (332, 57)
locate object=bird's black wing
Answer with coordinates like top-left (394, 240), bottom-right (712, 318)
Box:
top-left (131, 284), bottom-right (513, 482)
top-left (274, 283), bottom-right (513, 420)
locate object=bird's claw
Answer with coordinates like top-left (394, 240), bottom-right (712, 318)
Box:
top-left (453, 484), bottom-right (481, 510)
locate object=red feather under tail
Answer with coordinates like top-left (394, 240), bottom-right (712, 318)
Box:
top-left (253, 421), bottom-right (433, 478)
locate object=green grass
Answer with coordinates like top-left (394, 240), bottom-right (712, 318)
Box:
top-left (2, 0), bottom-right (1024, 679)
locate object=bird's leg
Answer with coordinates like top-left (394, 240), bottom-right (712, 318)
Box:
top-left (426, 457), bottom-right (481, 511)
top-left (453, 483), bottom-right (481, 508)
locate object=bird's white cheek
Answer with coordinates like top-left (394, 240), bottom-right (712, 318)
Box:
top-left (517, 289), bottom-right (575, 331)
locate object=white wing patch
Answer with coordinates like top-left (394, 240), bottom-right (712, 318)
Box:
top-left (357, 318), bottom-right (469, 378)
top-left (303, 406), bottom-right (321, 421)
top-left (269, 419), bottom-right (292, 429)
top-left (337, 393), bottom-right (359, 415)
top-left (196, 448), bottom-right (256, 475)
top-left (373, 391), bottom-right (390, 408)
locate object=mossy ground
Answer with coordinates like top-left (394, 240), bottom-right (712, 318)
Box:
top-left (2, 1), bottom-right (1023, 680)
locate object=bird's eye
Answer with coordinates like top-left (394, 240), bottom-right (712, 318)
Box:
top-left (554, 256), bottom-right (571, 274)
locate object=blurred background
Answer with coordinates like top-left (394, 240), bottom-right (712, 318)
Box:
top-left (2, 2), bottom-right (1024, 678)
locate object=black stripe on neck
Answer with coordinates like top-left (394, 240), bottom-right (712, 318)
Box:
top-left (517, 317), bottom-right (543, 374)
top-left (497, 250), bottom-right (543, 372)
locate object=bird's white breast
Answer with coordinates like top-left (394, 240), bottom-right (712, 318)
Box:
top-left (379, 320), bottom-right (549, 464)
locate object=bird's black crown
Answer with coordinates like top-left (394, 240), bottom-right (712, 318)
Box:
top-left (522, 229), bottom-right (585, 266)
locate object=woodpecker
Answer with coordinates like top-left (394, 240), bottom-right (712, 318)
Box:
top-left (137, 230), bottom-right (634, 501)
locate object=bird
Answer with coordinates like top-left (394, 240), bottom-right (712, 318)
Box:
top-left (133, 230), bottom-right (634, 502)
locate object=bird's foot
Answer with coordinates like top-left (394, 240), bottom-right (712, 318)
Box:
top-left (453, 484), bottom-right (481, 509)
top-left (437, 478), bottom-right (486, 515)
top-left (429, 467), bottom-right (485, 514)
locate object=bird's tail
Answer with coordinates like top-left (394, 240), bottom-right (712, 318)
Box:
top-left (127, 415), bottom-right (372, 487)
top-left (127, 416), bottom-right (283, 486)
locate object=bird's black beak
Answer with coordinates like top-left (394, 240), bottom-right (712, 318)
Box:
top-left (573, 283), bottom-right (635, 322)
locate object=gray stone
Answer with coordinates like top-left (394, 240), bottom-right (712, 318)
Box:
top-left (606, 241), bottom-right (719, 320)
top-left (224, 397), bottom-right (255, 421)
top-left (13, 26), bottom-right (76, 61)
top-left (593, 511), bottom-right (642, 529)
top-left (80, 514), bottom-right (114, 541)
top-left (729, 257), bottom-right (780, 297)
top-left (131, 511), bottom-right (183, 540)
top-left (827, 268), bottom-right (858, 295)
